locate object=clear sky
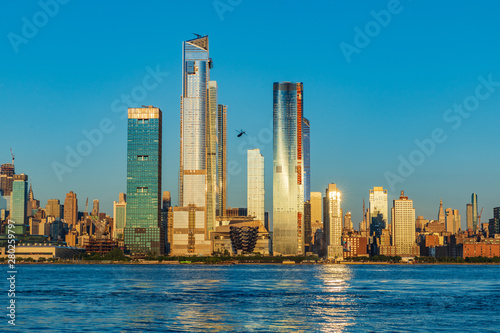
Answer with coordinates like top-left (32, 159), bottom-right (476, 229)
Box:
top-left (2, 0), bottom-right (500, 229)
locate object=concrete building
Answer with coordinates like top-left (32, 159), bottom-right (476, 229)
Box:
top-left (63, 191), bottom-right (78, 227)
top-left (91, 199), bottom-right (99, 217)
top-left (466, 203), bottom-right (473, 231)
top-left (472, 193), bottom-right (478, 231)
top-left (247, 149), bottom-right (264, 224)
top-left (45, 199), bottom-right (62, 219)
top-left (445, 208), bottom-right (461, 234)
top-left (324, 183), bottom-right (343, 259)
top-left (113, 193), bottom-right (126, 241)
top-left (273, 82), bottom-right (305, 255)
top-left (310, 192), bottom-right (323, 251)
top-left (391, 191), bottom-right (419, 257)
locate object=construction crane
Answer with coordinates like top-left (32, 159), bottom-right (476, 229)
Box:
top-left (10, 148), bottom-right (14, 166)
top-left (478, 207), bottom-right (484, 225)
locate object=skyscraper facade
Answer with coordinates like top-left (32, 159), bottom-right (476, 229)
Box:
top-left (391, 191), bottom-right (417, 256)
top-left (206, 81), bottom-right (218, 234)
top-left (63, 191), bottom-right (78, 227)
top-left (0, 163), bottom-right (15, 196)
top-left (273, 82), bottom-right (304, 255)
top-left (302, 118), bottom-right (310, 202)
top-left (217, 104), bottom-right (227, 216)
top-left (310, 192), bottom-right (323, 250)
top-left (124, 106), bottom-right (163, 256)
top-left (445, 208), bottom-right (461, 234)
top-left (92, 199), bottom-right (99, 217)
top-left (45, 199), bottom-right (62, 219)
top-left (10, 174), bottom-right (28, 235)
top-left (113, 193), bottom-right (127, 241)
top-left (247, 148), bottom-right (264, 223)
top-left (179, 35), bottom-right (210, 208)
top-left (324, 183), bottom-right (343, 259)
top-left (466, 203), bottom-right (473, 231)
top-left (369, 186), bottom-right (388, 237)
top-left (438, 199), bottom-right (445, 224)
top-left (472, 193), bottom-right (478, 231)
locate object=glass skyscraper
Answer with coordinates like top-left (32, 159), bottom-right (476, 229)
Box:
top-left (10, 174), bottom-right (28, 235)
top-left (273, 82), bottom-right (304, 255)
top-left (369, 186), bottom-right (388, 237)
top-left (124, 106), bottom-right (163, 256)
top-left (302, 118), bottom-right (310, 202)
top-left (247, 148), bottom-right (265, 224)
top-left (179, 35), bottom-right (210, 207)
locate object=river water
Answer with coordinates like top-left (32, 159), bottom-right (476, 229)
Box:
top-left (3, 264), bottom-right (499, 332)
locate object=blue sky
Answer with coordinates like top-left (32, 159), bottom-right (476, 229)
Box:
top-left (1, 0), bottom-right (500, 229)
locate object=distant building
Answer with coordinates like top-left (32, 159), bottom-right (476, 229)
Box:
top-left (463, 237), bottom-right (500, 258)
top-left (273, 82), bottom-right (305, 255)
top-left (10, 174), bottom-right (28, 235)
top-left (304, 201), bottom-right (312, 252)
top-left (324, 183), bottom-right (343, 259)
top-left (247, 149), bottom-right (265, 224)
top-left (206, 81), bottom-right (218, 235)
top-left (124, 106), bottom-right (164, 256)
top-left (45, 199), bottom-right (62, 219)
top-left (302, 117), bottom-right (310, 202)
top-left (344, 212), bottom-right (353, 230)
top-left (445, 208), bottom-right (461, 234)
top-left (369, 187), bottom-right (388, 237)
top-left (310, 192), bottom-right (323, 251)
top-left (217, 104), bottom-right (227, 216)
top-left (488, 207), bottom-right (500, 236)
top-left (113, 193), bottom-right (126, 241)
top-left (342, 234), bottom-right (368, 258)
top-left (91, 199), bottom-right (99, 217)
top-left (438, 199), bottom-right (445, 224)
top-left (472, 193), bottom-right (478, 231)
top-left (466, 203), bottom-right (473, 231)
top-left (0, 163), bottom-right (15, 196)
top-left (391, 191), bottom-right (419, 256)
top-left (63, 191), bottom-right (78, 227)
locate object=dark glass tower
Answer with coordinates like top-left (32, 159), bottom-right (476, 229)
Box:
top-left (124, 106), bottom-right (164, 256)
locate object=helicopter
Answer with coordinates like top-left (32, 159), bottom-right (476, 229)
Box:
top-left (236, 129), bottom-right (247, 137)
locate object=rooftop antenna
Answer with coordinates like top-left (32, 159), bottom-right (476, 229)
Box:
top-left (10, 148), bottom-right (14, 166)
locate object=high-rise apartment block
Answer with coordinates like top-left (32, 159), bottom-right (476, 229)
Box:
top-left (324, 183), bottom-right (343, 259)
top-left (10, 174), bottom-right (28, 235)
top-left (369, 186), bottom-right (388, 237)
top-left (247, 149), bottom-right (264, 224)
top-left (391, 191), bottom-right (418, 256)
top-left (63, 191), bottom-right (78, 227)
top-left (217, 104), bottom-right (227, 216)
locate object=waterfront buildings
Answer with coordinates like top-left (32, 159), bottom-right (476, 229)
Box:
top-left (124, 106), bottom-right (164, 256)
top-left (63, 191), bottom-right (78, 227)
top-left (324, 183), bottom-right (343, 259)
top-left (369, 186), bottom-right (388, 237)
top-left (273, 82), bottom-right (304, 255)
top-left (391, 190), bottom-right (419, 256)
top-left (247, 149), bottom-right (264, 224)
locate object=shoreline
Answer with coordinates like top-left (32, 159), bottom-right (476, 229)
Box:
top-left (2, 261), bottom-right (499, 266)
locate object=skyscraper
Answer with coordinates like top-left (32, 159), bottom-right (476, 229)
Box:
top-left (310, 192), bottom-right (323, 251)
top-left (217, 104), bottom-right (227, 216)
top-left (247, 148), bottom-right (264, 223)
top-left (273, 82), bottom-right (304, 255)
top-left (124, 106), bottom-right (163, 256)
top-left (369, 186), bottom-right (388, 237)
top-left (324, 183), bottom-right (342, 259)
top-left (391, 191), bottom-right (418, 256)
top-left (472, 193), bottom-right (478, 231)
top-left (488, 207), bottom-right (500, 236)
top-left (113, 193), bottom-right (126, 241)
top-left (10, 174), bottom-right (28, 235)
top-left (63, 191), bottom-right (78, 227)
top-left (445, 208), bottom-right (461, 234)
top-left (92, 199), bottom-right (99, 217)
top-left (302, 118), bottom-right (310, 202)
top-left (45, 199), bottom-right (62, 219)
top-left (179, 35), bottom-right (210, 208)
top-left (0, 163), bottom-right (15, 196)
top-left (206, 81), bottom-right (218, 234)
top-left (172, 35), bottom-right (212, 255)
top-left (466, 203), bottom-right (473, 231)
top-left (438, 199), bottom-right (445, 224)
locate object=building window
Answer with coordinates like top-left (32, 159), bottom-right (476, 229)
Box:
top-left (137, 187), bottom-right (148, 193)
top-left (137, 155), bottom-right (149, 161)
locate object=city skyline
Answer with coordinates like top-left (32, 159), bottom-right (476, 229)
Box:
top-left (2, 1), bottom-right (500, 226)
